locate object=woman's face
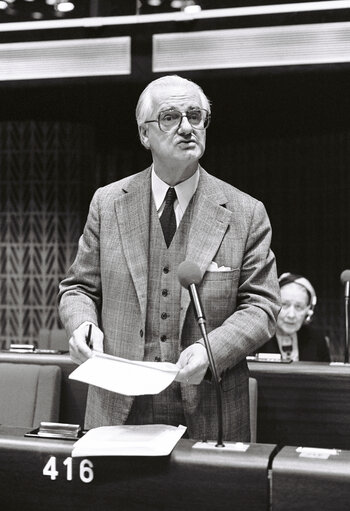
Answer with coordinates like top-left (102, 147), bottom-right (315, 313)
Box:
top-left (276, 282), bottom-right (310, 336)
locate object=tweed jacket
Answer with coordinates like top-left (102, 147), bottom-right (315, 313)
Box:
top-left (58, 166), bottom-right (280, 440)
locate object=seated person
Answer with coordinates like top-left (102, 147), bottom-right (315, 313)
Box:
top-left (258, 272), bottom-right (330, 362)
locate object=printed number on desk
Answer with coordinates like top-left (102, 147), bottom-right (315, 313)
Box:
top-left (43, 456), bottom-right (94, 483)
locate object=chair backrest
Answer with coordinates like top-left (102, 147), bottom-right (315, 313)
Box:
top-left (38, 328), bottom-right (68, 351)
top-left (249, 377), bottom-right (258, 443)
top-left (0, 363), bottom-right (61, 428)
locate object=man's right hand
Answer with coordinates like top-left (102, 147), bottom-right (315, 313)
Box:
top-left (69, 321), bottom-right (104, 365)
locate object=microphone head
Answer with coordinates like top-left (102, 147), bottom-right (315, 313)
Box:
top-left (341, 270), bottom-right (350, 284)
top-left (177, 261), bottom-right (202, 289)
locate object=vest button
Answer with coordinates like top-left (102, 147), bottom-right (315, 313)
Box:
top-left (163, 266), bottom-right (169, 274)
top-left (162, 289), bottom-right (168, 297)
top-left (155, 356), bottom-right (161, 362)
top-left (139, 329), bottom-right (143, 338)
top-left (161, 312), bottom-right (168, 320)
top-left (160, 335), bottom-right (167, 342)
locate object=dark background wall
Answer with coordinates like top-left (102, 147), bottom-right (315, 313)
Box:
top-left (0, 64), bottom-right (349, 358)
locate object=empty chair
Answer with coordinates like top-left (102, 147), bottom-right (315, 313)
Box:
top-left (38, 328), bottom-right (68, 351)
top-left (249, 377), bottom-right (258, 443)
top-left (0, 363), bottom-right (61, 428)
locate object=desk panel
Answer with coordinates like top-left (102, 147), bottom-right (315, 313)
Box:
top-left (272, 445), bottom-right (350, 511)
top-left (0, 427), bottom-right (275, 511)
top-left (249, 361), bottom-right (350, 449)
top-left (0, 353), bottom-right (87, 425)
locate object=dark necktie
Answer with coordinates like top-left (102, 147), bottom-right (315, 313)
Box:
top-left (160, 187), bottom-right (177, 248)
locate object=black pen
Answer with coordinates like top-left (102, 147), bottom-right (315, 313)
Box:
top-left (86, 323), bottom-right (92, 349)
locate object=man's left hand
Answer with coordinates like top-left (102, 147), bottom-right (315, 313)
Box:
top-left (175, 343), bottom-right (209, 384)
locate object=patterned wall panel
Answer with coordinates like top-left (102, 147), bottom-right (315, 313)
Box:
top-left (0, 121), bottom-right (94, 348)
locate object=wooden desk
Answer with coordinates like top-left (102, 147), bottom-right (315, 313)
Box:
top-left (248, 361), bottom-right (350, 449)
top-left (0, 427), bottom-right (276, 511)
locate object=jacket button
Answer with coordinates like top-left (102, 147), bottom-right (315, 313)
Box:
top-left (161, 312), bottom-right (168, 320)
top-left (163, 266), bottom-right (169, 274)
top-left (160, 335), bottom-right (167, 342)
top-left (140, 329), bottom-right (143, 338)
top-left (162, 289), bottom-right (168, 297)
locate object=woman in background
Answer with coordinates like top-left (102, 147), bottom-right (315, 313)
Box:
top-left (259, 272), bottom-right (330, 362)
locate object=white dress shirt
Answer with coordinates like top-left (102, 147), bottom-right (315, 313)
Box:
top-left (151, 166), bottom-right (200, 226)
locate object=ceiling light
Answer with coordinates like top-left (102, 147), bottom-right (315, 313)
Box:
top-left (55, 1), bottom-right (74, 13)
top-left (31, 11), bottom-right (44, 19)
top-left (170, 0), bottom-right (183, 7)
top-left (183, 4), bottom-right (201, 13)
top-left (147, 0), bottom-right (163, 6)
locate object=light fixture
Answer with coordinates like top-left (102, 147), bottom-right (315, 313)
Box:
top-left (183, 3), bottom-right (201, 13)
top-left (147, 0), bottom-right (163, 6)
top-left (170, 0), bottom-right (183, 7)
top-left (170, 0), bottom-right (201, 12)
top-left (55, 0), bottom-right (74, 13)
top-left (0, 0), bottom-right (7, 9)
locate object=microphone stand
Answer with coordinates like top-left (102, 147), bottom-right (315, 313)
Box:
top-left (344, 282), bottom-right (349, 364)
top-left (188, 285), bottom-right (224, 447)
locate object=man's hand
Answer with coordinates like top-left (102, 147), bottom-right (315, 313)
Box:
top-left (175, 343), bottom-right (209, 384)
top-left (69, 321), bottom-right (104, 365)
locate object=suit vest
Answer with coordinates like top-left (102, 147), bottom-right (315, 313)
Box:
top-left (144, 195), bottom-right (194, 363)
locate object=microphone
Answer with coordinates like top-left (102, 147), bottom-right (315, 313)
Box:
top-left (340, 270), bottom-right (350, 363)
top-left (341, 270), bottom-right (350, 298)
top-left (178, 261), bottom-right (205, 323)
top-left (178, 261), bottom-right (224, 447)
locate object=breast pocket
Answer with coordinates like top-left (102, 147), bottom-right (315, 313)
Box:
top-left (200, 269), bottom-right (240, 327)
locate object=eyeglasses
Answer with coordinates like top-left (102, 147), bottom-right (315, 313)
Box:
top-left (144, 108), bottom-right (210, 132)
top-left (281, 302), bottom-right (308, 314)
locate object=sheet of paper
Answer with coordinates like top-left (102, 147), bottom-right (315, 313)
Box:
top-left (69, 352), bottom-right (179, 396)
top-left (72, 424), bottom-right (187, 457)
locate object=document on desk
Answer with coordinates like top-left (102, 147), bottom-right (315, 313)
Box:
top-left (69, 352), bottom-right (179, 396)
top-left (72, 424), bottom-right (187, 457)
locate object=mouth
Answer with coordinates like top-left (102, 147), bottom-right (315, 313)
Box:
top-left (177, 139), bottom-right (197, 146)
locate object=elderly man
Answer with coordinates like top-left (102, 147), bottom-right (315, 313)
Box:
top-left (58, 75), bottom-right (280, 441)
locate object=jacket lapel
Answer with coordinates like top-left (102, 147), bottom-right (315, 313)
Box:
top-left (114, 169), bottom-right (151, 324)
top-left (179, 168), bottom-right (232, 334)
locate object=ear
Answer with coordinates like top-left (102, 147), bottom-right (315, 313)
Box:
top-left (139, 124), bottom-right (150, 150)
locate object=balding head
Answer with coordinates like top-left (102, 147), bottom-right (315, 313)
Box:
top-left (135, 75), bottom-right (211, 127)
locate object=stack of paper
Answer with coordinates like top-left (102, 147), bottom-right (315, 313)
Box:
top-left (72, 424), bottom-right (187, 457)
top-left (69, 352), bottom-right (179, 396)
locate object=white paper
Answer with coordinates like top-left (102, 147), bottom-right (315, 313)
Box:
top-left (69, 352), bottom-right (179, 396)
top-left (71, 424), bottom-right (187, 457)
top-left (296, 446), bottom-right (340, 459)
top-left (192, 441), bottom-right (249, 452)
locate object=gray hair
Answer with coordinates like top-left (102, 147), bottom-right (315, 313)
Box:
top-left (135, 75), bottom-right (211, 127)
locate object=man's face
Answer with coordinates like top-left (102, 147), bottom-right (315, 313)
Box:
top-left (140, 83), bottom-right (207, 174)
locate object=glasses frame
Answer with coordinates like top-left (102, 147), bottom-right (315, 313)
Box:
top-left (144, 108), bottom-right (211, 132)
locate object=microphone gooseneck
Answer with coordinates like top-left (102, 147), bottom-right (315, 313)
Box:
top-left (340, 270), bottom-right (350, 363)
top-left (178, 261), bottom-right (224, 447)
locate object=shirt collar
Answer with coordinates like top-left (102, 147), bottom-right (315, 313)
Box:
top-left (151, 165), bottom-right (200, 213)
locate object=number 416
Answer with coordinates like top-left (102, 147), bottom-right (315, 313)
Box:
top-left (43, 456), bottom-right (94, 483)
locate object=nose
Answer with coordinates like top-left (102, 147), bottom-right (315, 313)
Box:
top-left (285, 305), bottom-right (297, 318)
top-left (177, 114), bottom-right (193, 134)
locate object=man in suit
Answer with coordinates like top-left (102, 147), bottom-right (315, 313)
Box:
top-left (58, 75), bottom-right (280, 441)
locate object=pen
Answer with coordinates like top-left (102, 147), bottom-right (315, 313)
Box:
top-left (86, 323), bottom-right (92, 349)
